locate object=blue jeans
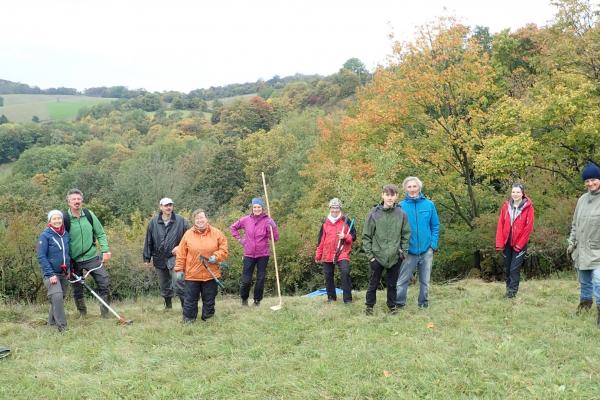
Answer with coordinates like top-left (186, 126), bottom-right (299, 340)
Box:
top-left (396, 248), bottom-right (433, 307)
top-left (578, 268), bottom-right (600, 305)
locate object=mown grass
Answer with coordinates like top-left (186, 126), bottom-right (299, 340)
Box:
top-left (0, 278), bottom-right (598, 399)
top-left (0, 94), bottom-right (113, 122)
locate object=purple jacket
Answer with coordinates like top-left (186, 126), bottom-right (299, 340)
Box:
top-left (230, 213), bottom-right (279, 258)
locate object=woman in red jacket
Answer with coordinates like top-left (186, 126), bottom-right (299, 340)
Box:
top-left (495, 184), bottom-right (535, 298)
top-left (315, 198), bottom-right (356, 303)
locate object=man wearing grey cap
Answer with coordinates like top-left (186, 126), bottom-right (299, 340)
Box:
top-left (143, 197), bottom-right (191, 309)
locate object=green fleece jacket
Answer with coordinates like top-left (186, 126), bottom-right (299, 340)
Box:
top-left (568, 190), bottom-right (600, 270)
top-left (362, 204), bottom-right (410, 268)
top-left (67, 209), bottom-right (110, 262)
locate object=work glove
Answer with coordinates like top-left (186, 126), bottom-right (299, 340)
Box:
top-left (208, 255), bottom-right (217, 263)
top-left (176, 271), bottom-right (184, 281)
top-left (567, 244), bottom-right (575, 256)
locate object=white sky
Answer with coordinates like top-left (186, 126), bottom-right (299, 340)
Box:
top-left (1, 0), bottom-right (558, 93)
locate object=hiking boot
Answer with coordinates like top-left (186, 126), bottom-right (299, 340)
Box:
top-left (365, 306), bottom-right (374, 316)
top-left (164, 297), bottom-right (172, 309)
top-left (241, 299), bottom-right (249, 306)
top-left (253, 300), bottom-right (260, 307)
top-left (576, 299), bottom-right (593, 314)
top-left (388, 306), bottom-right (398, 315)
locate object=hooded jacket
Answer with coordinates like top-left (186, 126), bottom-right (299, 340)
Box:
top-left (568, 190), bottom-right (600, 270)
top-left (143, 212), bottom-right (190, 267)
top-left (362, 204), bottom-right (410, 268)
top-left (37, 227), bottom-right (71, 278)
top-left (230, 213), bottom-right (279, 258)
top-left (315, 215), bottom-right (354, 262)
top-left (399, 193), bottom-right (440, 255)
top-left (66, 208), bottom-right (109, 262)
top-left (175, 224), bottom-right (228, 281)
top-left (495, 196), bottom-right (534, 252)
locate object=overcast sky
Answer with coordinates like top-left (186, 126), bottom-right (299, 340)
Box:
top-left (1, 0), bottom-right (558, 93)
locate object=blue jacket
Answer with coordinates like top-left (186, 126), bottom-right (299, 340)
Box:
top-left (36, 227), bottom-right (71, 278)
top-left (399, 193), bottom-right (440, 255)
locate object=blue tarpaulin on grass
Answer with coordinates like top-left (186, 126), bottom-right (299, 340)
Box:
top-left (303, 288), bottom-right (343, 297)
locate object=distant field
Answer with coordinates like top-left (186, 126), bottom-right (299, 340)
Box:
top-left (0, 94), bottom-right (114, 122)
top-left (215, 93), bottom-right (257, 105)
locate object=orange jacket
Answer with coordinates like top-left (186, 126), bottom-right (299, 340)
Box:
top-left (174, 224), bottom-right (228, 281)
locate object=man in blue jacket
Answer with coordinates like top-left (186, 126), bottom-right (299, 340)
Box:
top-left (396, 177), bottom-right (440, 308)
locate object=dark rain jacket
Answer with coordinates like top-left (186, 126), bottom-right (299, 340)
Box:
top-left (362, 204), bottom-right (410, 268)
top-left (143, 212), bottom-right (190, 269)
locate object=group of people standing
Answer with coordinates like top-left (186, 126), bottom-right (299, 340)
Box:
top-left (36, 164), bottom-right (600, 332)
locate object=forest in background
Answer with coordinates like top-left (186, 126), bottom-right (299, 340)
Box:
top-left (1, 0), bottom-right (599, 302)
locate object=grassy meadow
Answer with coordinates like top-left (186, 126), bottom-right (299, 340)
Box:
top-left (0, 278), bottom-right (598, 399)
top-left (0, 94), bottom-right (113, 122)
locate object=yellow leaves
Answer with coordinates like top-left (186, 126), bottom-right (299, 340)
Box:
top-left (474, 133), bottom-right (536, 180)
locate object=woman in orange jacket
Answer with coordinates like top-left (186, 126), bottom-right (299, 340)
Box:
top-left (175, 209), bottom-right (228, 322)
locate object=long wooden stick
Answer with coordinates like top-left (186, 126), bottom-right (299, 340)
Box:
top-left (261, 172), bottom-right (282, 310)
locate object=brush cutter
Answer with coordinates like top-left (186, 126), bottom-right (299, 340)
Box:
top-left (198, 256), bottom-right (225, 289)
top-left (0, 347), bottom-right (10, 359)
top-left (333, 217), bottom-right (355, 263)
top-left (68, 264), bottom-right (133, 325)
top-left (262, 172), bottom-right (283, 311)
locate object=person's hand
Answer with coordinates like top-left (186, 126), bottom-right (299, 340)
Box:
top-left (102, 252), bottom-right (112, 262)
top-left (567, 244), bottom-right (574, 256)
top-left (176, 271), bottom-right (184, 281)
top-left (315, 258), bottom-right (321, 263)
top-left (240, 239), bottom-right (246, 246)
top-left (208, 255), bottom-right (217, 263)
top-left (171, 246), bottom-right (179, 255)
top-left (143, 261), bottom-right (151, 267)
top-left (398, 250), bottom-right (405, 261)
top-left (337, 231), bottom-right (345, 240)
top-left (49, 275), bottom-right (58, 285)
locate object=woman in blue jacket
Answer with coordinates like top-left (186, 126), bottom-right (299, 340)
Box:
top-left (36, 210), bottom-right (71, 332)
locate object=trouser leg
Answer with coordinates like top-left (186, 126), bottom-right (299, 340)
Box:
top-left (155, 266), bottom-right (174, 299)
top-left (89, 263), bottom-right (111, 317)
top-left (253, 256), bottom-right (269, 302)
top-left (507, 245), bottom-right (526, 295)
top-left (45, 276), bottom-right (68, 331)
top-left (338, 260), bottom-right (352, 303)
top-left (183, 280), bottom-right (201, 321)
top-left (396, 255), bottom-right (417, 306)
top-left (200, 280), bottom-right (218, 321)
top-left (323, 262), bottom-right (336, 301)
top-left (240, 256), bottom-right (256, 301)
top-left (503, 247), bottom-right (513, 292)
top-left (386, 262), bottom-right (401, 309)
top-left (366, 261), bottom-right (384, 307)
top-left (417, 249), bottom-right (433, 307)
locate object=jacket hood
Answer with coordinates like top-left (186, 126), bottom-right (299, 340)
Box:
top-left (404, 192), bottom-right (427, 201)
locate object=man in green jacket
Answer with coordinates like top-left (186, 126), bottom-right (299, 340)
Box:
top-left (65, 189), bottom-right (112, 318)
top-left (362, 184), bottom-right (410, 315)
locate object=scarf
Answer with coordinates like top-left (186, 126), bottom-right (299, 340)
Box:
top-left (327, 214), bottom-right (342, 224)
top-left (48, 223), bottom-right (65, 236)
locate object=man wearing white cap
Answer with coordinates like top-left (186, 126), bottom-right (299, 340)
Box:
top-left (143, 197), bottom-right (191, 309)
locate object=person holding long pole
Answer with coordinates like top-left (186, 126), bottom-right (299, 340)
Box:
top-left (261, 172), bottom-right (283, 311)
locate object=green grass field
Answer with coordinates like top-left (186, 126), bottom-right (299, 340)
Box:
top-left (0, 94), bottom-right (113, 122)
top-left (0, 279), bottom-right (598, 399)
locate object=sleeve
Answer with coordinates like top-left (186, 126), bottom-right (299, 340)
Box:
top-left (89, 210), bottom-right (110, 253)
top-left (315, 224), bottom-right (325, 260)
top-left (269, 218), bottom-right (280, 241)
top-left (362, 212), bottom-right (375, 261)
top-left (430, 203), bottom-right (440, 250)
top-left (36, 234), bottom-right (54, 278)
top-left (174, 233), bottom-right (188, 273)
top-left (515, 205), bottom-right (535, 251)
top-left (214, 231), bottom-right (229, 262)
top-left (229, 218), bottom-right (243, 242)
top-left (495, 204), bottom-right (506, 249)
top-left (568, 199), bottom-right (580, 247)
top-left (400, 211), bottom-right (411, 252)
top-left (143, 220), bottom-right (153, 262)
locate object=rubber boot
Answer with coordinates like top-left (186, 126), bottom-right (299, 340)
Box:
top-left (75, 297), bottom-right (87, 318)
top-left (576, 299), bottom-right (593, 314)
top-left (253, 300), bottom-right (260, 307)
top-left (164, 297), bottom-right (172, 309)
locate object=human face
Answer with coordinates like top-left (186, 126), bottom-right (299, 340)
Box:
top-left (49, 214), bottom-right (63, 229)
top-left (67, 193), bottom-right (83, 212)
top-left (511, 187), bottom-right (523, 202)
top-left (329, 207), bottom-right (341, 218)
top-left (252, 204), bottom-right (263, 216)
top-left (381, 191), bottom-right (398, 208)
top-left (160, 203), bottom-right (174, 216)
top-left (194, 212), bottom-right (208, 230)
top-left (585, 178), bottom-right (600, 193)
top-left (405, 180), bottom-right (421, 198)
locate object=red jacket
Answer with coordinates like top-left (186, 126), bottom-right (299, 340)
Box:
top-left (495, 197), bottom-right (534, 252)
top-left (315, 217), bottom-right (353, 262)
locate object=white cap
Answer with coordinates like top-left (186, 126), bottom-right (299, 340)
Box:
top-left (159, 197), bottom-right (174, 206)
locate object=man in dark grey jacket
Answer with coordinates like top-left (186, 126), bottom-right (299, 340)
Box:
top-left (143, 197), bottom-right (190, 309)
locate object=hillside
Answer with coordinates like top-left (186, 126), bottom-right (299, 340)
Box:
top-left (0, 94), bottom-right (113, 122)
top-left (0, 279), bottom-right (598, 399)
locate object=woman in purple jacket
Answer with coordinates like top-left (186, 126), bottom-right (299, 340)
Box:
top-left (230, 197), bottom-right (279, 306)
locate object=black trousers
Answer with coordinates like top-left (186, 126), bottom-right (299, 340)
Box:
top-left (183, 280), bottom-right (218, 321)
top-left (240, 256), bottom-right (269, 302)
top-left (72, 256), bottom-right (110, 315)
top-left (323, 260), bottom-right (352, 302)
top-left (365, 260), bottom-right (400, 309)
top-left (503, 245), bottom-right (527, 295)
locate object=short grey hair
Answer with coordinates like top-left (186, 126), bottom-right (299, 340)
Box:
top-left (192, 208), bottom-right (208, 219)
top-left (402, 177), bottom-right (423, 191)
top-left (66, 188), bottom-right (84, 201)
